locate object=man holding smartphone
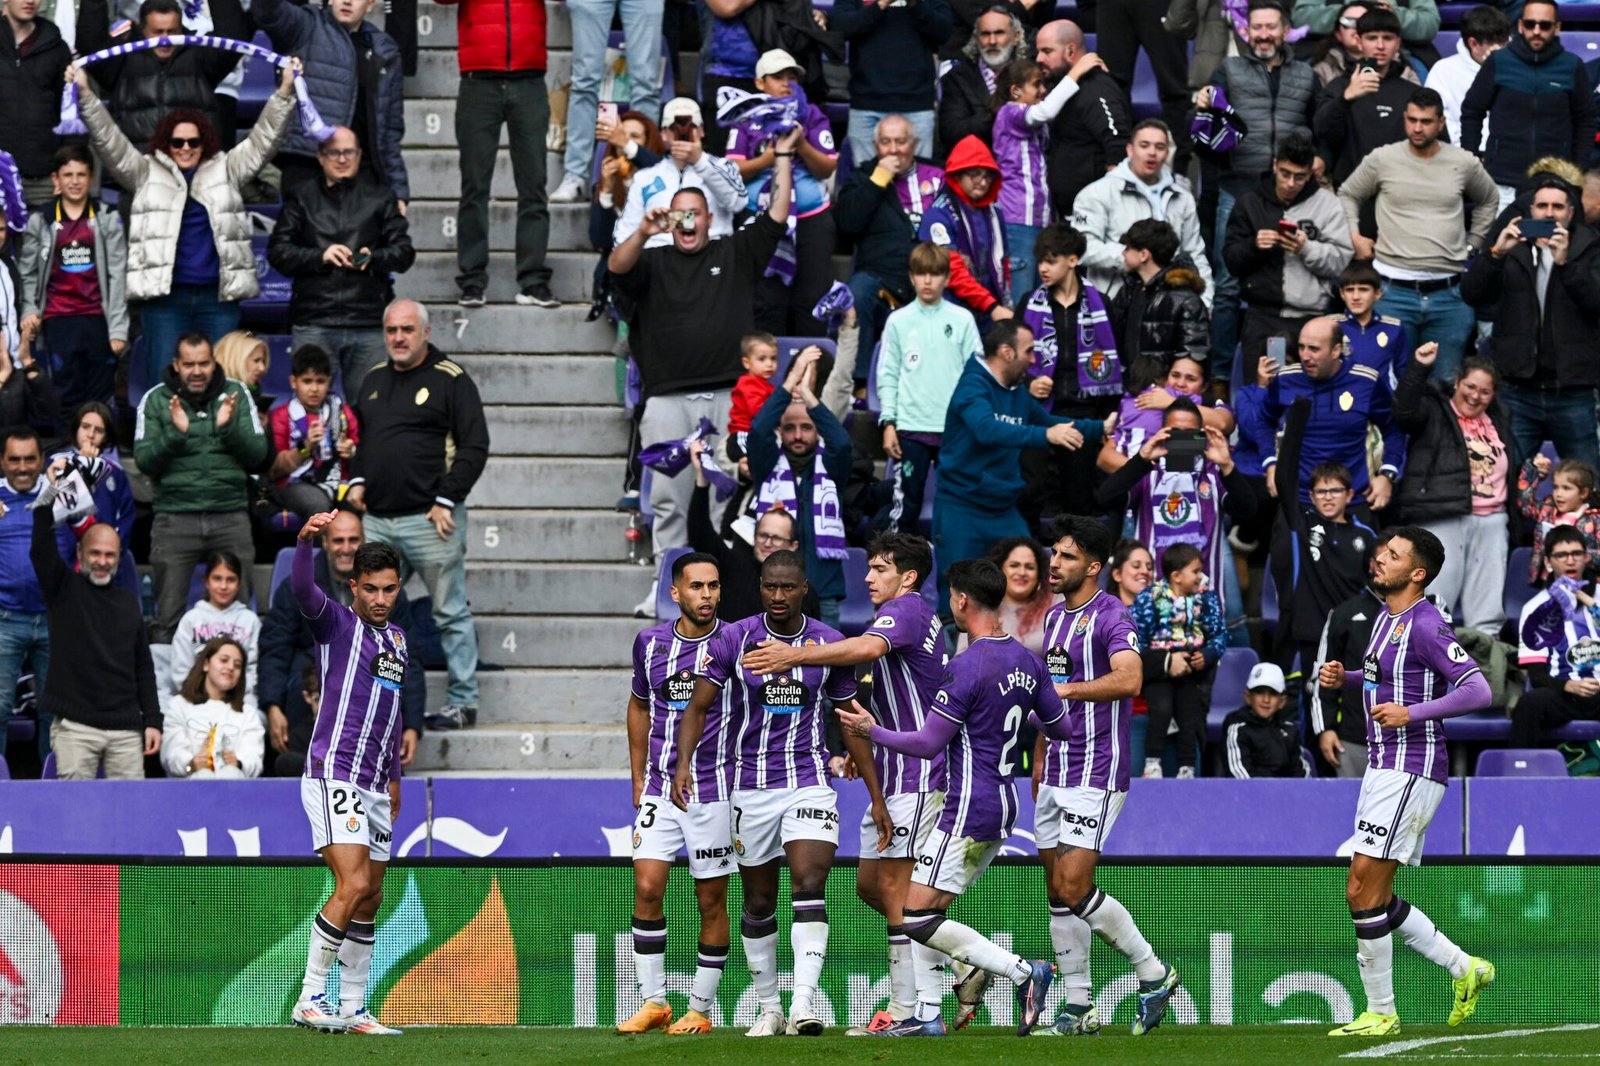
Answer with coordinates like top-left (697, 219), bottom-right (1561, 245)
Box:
top-left (1314, 8), bottom-right (1416, 186)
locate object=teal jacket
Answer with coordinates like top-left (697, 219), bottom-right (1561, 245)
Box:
top-left (876, 298), bottom-right (982, 434)
top-left (134, 364), bottom-right (269, 512)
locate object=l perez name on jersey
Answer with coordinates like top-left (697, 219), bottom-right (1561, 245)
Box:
top-left (998, 667), bottom-right (1037, 697)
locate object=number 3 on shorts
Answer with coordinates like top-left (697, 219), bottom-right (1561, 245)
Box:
top-left (639, 800), bottom-right (657, 829)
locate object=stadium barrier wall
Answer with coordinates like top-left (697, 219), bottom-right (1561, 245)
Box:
top-left (0, 859), bottom-right (1589, 1027)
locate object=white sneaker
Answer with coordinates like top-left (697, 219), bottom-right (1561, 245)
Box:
top-left (292, 994), bottom-right (347, 1033)
top-left (550, 174), bottom-right (587, 203)
top-left (1176, 765), bottom-right (1196, 779)
top-left (632, 578), bottom-right (658, 619)
top-left (342, 1009), bottom-right (402, 1035)
top-left (746, 1009), bottom-right (788, 1037)
top-left (1143, 758), bottom-right (1163, 779)
top-left (786, 1005), bottom-right (824, 1036)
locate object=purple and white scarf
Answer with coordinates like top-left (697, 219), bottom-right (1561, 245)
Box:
top-left (1021, 279), bottom-right (1121, 406)
top-left (753, 445), bottom-right (847, 560)
top-left (640, 417), bottom-right (739, 499)
top-left (286, 396), bottom-right (349, 489)
top-left (56, 35), bottom-right (334, 142)
top-left (0, 150), bottom-right (26, 233)
top-left (715, 83), bottom-right (809, 141)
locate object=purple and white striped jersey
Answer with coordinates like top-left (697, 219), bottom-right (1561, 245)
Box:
top-left (932, 635), bottom-right (1065, 841)
top-left (1039, 591), bottom-right (1143, 792)
top-left (865, 593), bottom-right (947, 796)
top-left (1363, 596), bottom-right (1481, 784)
top-left (992, 102), bottom-right (1051, 228)
top-left (293, 542), bottom-right (404, 792)
top-left (698, 614), bottom-right (858, 791)
top-left (631, 619), bottom-right (735, 802)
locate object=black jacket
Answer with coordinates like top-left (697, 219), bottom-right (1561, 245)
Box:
top-left (1221, 705), bottom-right (1308, 778)
top-left (1046, 68), bottom-right (1133, 218)
top-left (0, 17), bottom-right (74, 178)
top-left (1314, 59), bottom-right (1414, 185)
top-left (1390, 355), bottom-right (1518, 523)
top-left (1461, 222), bottom-right (1600, 387)
top-left (76, 0), bottom-right (248, 149)
top-left (349, 344), bottom-right (490, 515)
top-left (688, 484), bottom-right (821, 622)
top-left (831, 160), bottom-right (927, 291)
top-left (1461, 35), bottom-right (1596, 186)
top-left (830, 0), bottom-right (953, 111)
top-left (267, 172), bottom-right (416, 328)
top-left (1312, 587), bottom-right (1383, 746)
top-left (936, 60), bottom-right (993, 155)
top-left (1108, 259), bottom-right (1210, 366)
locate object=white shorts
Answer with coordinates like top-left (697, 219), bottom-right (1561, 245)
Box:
top-left (913, 826), bottom-right (1003, 895)
top-left (731, 785), bottom-right (839, 866)
top-left (1035, 784), bottom-right (1127, 852)
top-left (632, 796), bottom-right (735, 879)
top-left (301, 777), bottom-right (393, 861)
top-left (1351, 767), bottom-right (1447, 867)
top-left (859, 790), bottom-right (943, 860)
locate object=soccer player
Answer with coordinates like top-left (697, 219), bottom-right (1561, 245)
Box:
top-left (740, 533), bottom-right (978, 1035)
top-left (1028, 515), bottom-right (1180, 1037)
top-left (673, 551), bottom-right (891, 1037)
top-left (290, 510), bottom-right (406, 1036)
top-left (619, 551), bottom-right (735, 1035)
top-left (1318, 527), bottom-right (1496, 1038)
top-left (838, 558), bottom-right (1066, 1038)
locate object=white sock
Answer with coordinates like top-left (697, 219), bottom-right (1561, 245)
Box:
top-left (1390, 898), bottom-right (1470, 979)
top-left (1074, 886), bottom-right (1164, 983)
top-left (1356, 931), bottom-right (1397, 1015)
top-left (907, 910), bottom-right (1031, 985)
top-left (1050, 903), bottom-right (1092, 1008)
top-left (741, 910), bottom-right (782, 1013)
top-left (632, 915), bottom-right (668, 1004)
top-left (886, 925), bottom-right (915, 1020)
top-left (789, 892), bottom-right (828, 1016)
top-left (301, 912), bottom-right (346, 999)
top-left (689, 941), bottom-right (727, 1015)
top-left (911, 941), bottom-right (947, 1021)
top-left (337, 919), bottom-right (376, 1015)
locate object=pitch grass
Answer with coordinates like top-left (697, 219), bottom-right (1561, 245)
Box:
top-left (3, 1025), bottom-right (1598, 1065)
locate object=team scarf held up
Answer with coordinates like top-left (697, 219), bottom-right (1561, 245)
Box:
top-left (0, 150), bottom-right (26, 233)
top-left (716, 84), bottom-right (810, 286)
top-left (1021, 280), bottom-right (1121, 403)
top-left (639, 417), bottom-right (739, 500)
top-left (55, 35), bottom-right (335, 143)
top-left (286, 396), bottom-right (350, 486)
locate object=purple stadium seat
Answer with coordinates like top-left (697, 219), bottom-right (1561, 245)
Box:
top-left (37, 752), bottom-right (102, 779)
top-left (270, 546), bottom-right (318, 604)
top-left (774, 336), bottom-right (837, 385)
top-left (1504, 547), bottom-right (1536, 625)
top-left (1206, 646), bottom-right (1260, 741)
top-left (1475, 748), bottom-right (1569, 777)
top-left (654, 546), bottom-right (691, 621)
top-left (1449, 708), bottom-right (1512, 742)
top-left (6, 716), bottom-right (35, 749)
top-left (1261, 565), bottom-right (1279, 629)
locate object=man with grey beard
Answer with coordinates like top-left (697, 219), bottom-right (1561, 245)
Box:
top-left (937, 5), bottom-right (1025, 153)
top-left (29, 454), bottom-right (160, 779)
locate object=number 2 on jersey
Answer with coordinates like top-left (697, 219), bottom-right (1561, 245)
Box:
top-left (998, 704), bottom-right (1023, 775)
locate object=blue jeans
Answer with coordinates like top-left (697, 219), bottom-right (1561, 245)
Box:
top-left (291, 324), bottom-right (390, 398)
top-left (1499, 384), bottom-right (1600, 470)
top-left (1375, 280), bottom-right (1477, 385)
top-left (364, 507), bottom-right (480, 707)
top-left (933, 496), bottom-right (1029, 613)
top-left (0, 610), bottom-right (50, 760)
top-left (137, 284), bottom-right (240, 385)
top-left (1209, 185), bottom-right (1241, 385)
top-left (563, 0), bottom-right (665, 183)
top-left (1004, 222), bottom-right (1040, 307)
top-left (846, 110), bottom-right (935, 172)
top-left (819, 598), bottom-right (841, 629)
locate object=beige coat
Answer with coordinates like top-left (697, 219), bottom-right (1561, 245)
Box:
top-left (81, 85), bottom-right (294, 303)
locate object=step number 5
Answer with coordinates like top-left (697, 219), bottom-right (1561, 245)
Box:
top-left (484, 524), bottom-right (500, 549)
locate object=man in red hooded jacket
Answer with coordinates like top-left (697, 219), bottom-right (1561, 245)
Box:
top-left (918, 136), bottom-right (1013, 325)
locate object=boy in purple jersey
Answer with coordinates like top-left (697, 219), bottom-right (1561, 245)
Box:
top-left (1028, 515), bottom-right (1179, 1038)
top-left (1318, 527), bottom-right (1496, 1038)
top-left (839, 559), bottom-right (1066, 1037)
top-left (741, 533), bottom-right (971, 1036)
top-left (619, 552), bottom-right (735, 1036)
top-left (673, 550), bottom-right (891, 1037)
top-left (289, 511), bottom-right (406, 1037)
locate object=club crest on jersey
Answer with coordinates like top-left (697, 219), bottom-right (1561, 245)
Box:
top-left (1390, 621), bottom-right (1408, 645)
top-left (1046, 644), bottom-right (1073, 684)
top-left (733, 838), bottom-right (746, 856)
top-left (664, 669), bottom-right (696, 708)
top-left (1160, 491), bottom-right (1192, 527)
top-left (759, 675), bottom-right (809, 714)
top-left (1074, 613), bottom-right (1091, 635)
top-left (633, 832), bottom-right (642, 849)
top-left (346, 817), bottom-right (360, 833)
top-left (388, 630), bottom-right (407, 659)
top-left (1197, 479), bottom-right (1213, 499)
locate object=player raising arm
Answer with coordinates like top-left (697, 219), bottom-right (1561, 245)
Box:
top-left (1318, 527), bottom-right (1495, 1038)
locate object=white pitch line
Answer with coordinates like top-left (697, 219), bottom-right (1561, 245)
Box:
top-left (1341, 1024), bottom-right (1600, 1059)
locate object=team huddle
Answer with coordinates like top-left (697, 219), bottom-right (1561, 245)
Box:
top-left (623, 520), bottom-right (1498, 1039)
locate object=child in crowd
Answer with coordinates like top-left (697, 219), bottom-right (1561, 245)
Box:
top-left (874, 241), bottom-right (981, 531)
top-left (160, 636), bottom-right (265, 780)
top-left (1520, 454), bottom-right (1600, 584)
top-left (1220, 662), bottom-right (1308, 779)
top-left (267, 345), bottom-right (359, 517)
top-left (1334, 260), bottom-right (1406, 384)
top-left (49, 400), bottom-right (135, 560)
top-left (1110, 219), bottom-right (1209, 367)
top-left (171, 550), bottom-right (261, 704)
top-left (1102, 354), bottom-right (1234, 462)
top-left (727, 331), bottom-right (780, 464)
top-left (920, 135), bottom-right (1011, 323)
top-left (1132, 542), bottom-right (1226, 778)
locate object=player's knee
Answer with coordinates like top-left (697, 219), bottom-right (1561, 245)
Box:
top-left (1055, 872), bottom-right (1092, 906)
top-left (635, 882), bottom-right (666, 911)
top-left (695, 885), bottom-right (727, 923)
top-left (901, 907), bottom-right (946, 945)
top-left (337, 871), bottom-right (373, 904)
top-left (741, 891), bottom-right (777, 920)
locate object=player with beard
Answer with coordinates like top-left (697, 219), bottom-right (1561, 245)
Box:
top-left (1318, 526), bottom-right (1495, 1038)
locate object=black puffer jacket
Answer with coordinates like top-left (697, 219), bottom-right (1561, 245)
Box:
top-left (1391, 355), bottom-right (1518, 523)
top-left (267, 171), bottom-right (416, 328)
top-left (1108, 258), bottom-right (1210, 366)
top-left (0, 17), bottom-right (73, 178)
top-left (1461, 221), bottom-right (1600, 387)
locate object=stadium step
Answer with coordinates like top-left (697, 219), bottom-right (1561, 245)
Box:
top-left (483, 404), bottom-right (630, 457)
top-left (403, 147), bottom-right (569, 201)
top-left (464, 507), bottom-right (640, 562)
top-left (454, 353), bottom-right (616, 404)
top-left (414, 722), bottom-right (627, 773)
top-left (476, 616), bottom-right (647, 668)
top-left (465, 562), bottom-right (654, 611)
top-left (398, 250), bottom-right (595, 304)
top-left (423, 669), bottom-right (631, 725)
top-left (405, 200), bottom-right (593, 253)
top-left (414, 304), bottom-right (617, 354)
top-left (406, 50), bottom-right (574, 101)
top-left (466, 458), bottom-right (626, 509)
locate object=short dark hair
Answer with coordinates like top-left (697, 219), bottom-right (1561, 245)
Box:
top-left (670, 186), bottom-right (710, 213)
top-left (1532, 175), bottom-right (1576, 208)
top-left (1545, 523), bottom-right (1587, 557)
top-left (1339, 260), bottom-right (1384, 289)
top-left (1273, 132), bottom-right (1317, 169)
top-left (290, 344), bottom-right (333, 378)
top-left (139, 0), bottom-right (182, 22)
top-left (72, 400), bottom-right (115, 437)
top-left (1407, 87), bottom-right (1446, 119)
top-left (1524, 0), bottom-right (1561, 20)
top-left (174, 331), bottom-right (211, 360)
top-left (947, 558), bottom-right (1006, 611)
top-left (1164, 396), bottom-right (1203, 424)
top-left (52, 144), bottom-right (94, 172)
top-left (352, 542), bottom-right (402, 580)
top-left (867, 532), bottom-right (934, 591)
top-left (1309, 462), bottom-right (1353, 490)
top-left (1051, 514), bottom-right (1113, 566)
top-left (983, 318), bottom-right (1031, 360)
top-left (204, 550), bottom-right (243, 580)
top-left (2, 425), bottom-right (42, 454)
top-left (762, 548), bottom-right (805, 578)
top-left (1356, 7), bottom-right (1402, 35)
top-left (1131, 117), bottom-right (1171, 143)
top-left (1248, 0), bottom-right (1288, 17)
top-left (1389, 525), bottom-right (1446, 586)
top-left (1460, 4), bottom-right (1511, 44)
top-left (672, 551), bottom-right (720, 582)
top-left (1458, 355), bottom-right (1499, 388)
top-left (1121, 219), bottom-right (1180, 268)
top-left (1111, 537), bottom-right (1152, 575)
top-left (1033, 222), bottom-right (1087, 263)
top-left (1160, 542), bottom-right (1203, 576)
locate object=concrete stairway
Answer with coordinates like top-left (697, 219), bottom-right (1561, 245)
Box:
top-left (398, 2), bottom-right (650, 774)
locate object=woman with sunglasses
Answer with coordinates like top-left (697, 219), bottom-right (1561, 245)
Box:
top-left (72, 58), bottom-right (300, 386)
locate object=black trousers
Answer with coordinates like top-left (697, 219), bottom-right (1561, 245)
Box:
top-left (43, 313), bottom-right (117, 412)
top-left (1510, 687), bottom-right (1600, 748)
top-left (1095, 0), bottom-right (1192, 167)
top-left (754, 208), bottom-right (836, 337)
top-left (1145, 668), bottom-right (1213, 769)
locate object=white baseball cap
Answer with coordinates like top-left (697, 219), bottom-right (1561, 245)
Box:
top-left (662, 97), bottom-right (704, 126)
top-left (1245, 662), bottom-right (1286, 694)
top-left (755, 48), bottom-right (805, 81)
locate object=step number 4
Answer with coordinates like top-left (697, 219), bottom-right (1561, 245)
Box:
top-left (502, 631), bottom-right (517, 654)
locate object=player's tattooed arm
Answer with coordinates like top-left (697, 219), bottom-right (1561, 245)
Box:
top-left (1058, 648), bottom-right (1142, 703)
top-left (671, 678), bottom-right (721, 810)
